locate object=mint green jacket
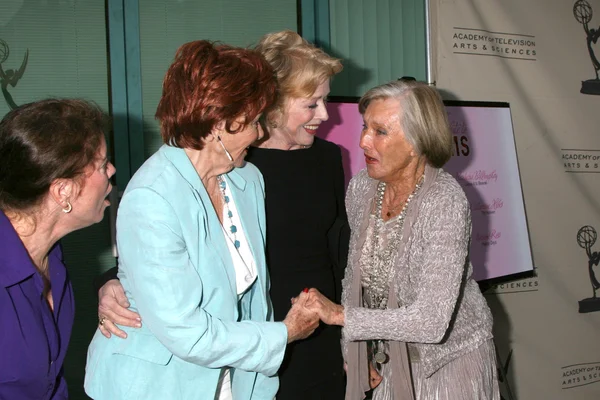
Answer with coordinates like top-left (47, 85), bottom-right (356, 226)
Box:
top-left (85, 145), bottom-right (287, 400)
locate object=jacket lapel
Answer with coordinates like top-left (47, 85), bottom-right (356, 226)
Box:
top-left (160, 146), bottom-right (237, 296)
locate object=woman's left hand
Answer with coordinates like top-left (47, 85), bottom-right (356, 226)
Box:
top-left (368, 361), bottom-right (383, 389)
top-left (98, 279), bottom-right (141, 338)
top-left (304, 288), bottom-right (345, 326)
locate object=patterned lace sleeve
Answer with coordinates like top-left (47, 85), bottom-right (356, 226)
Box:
top-left (344, 176), bottom-right (472, 344)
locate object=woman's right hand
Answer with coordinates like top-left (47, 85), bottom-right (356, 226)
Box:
top-left (283, 291), bottom-right (320, 343)
top-left (98, 279), bottom-right (142, 339)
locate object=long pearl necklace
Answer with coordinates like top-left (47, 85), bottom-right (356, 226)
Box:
top-left (361, 175), bottom-right (424, 306)
top-left (360, 174), bottom-right (424, 366)
top-left (217, 175), bottom-right (240, 249)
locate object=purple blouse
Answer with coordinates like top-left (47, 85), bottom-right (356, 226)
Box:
top-left (0, 211), bottom-right (74, 399)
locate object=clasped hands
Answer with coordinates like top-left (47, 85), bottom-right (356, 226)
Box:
top-left (283, 288), bottom-right (344, 343)
top-left (98, 279), bottom-right (344, 346)
top-left (284, 289), bottom-right (382, 389)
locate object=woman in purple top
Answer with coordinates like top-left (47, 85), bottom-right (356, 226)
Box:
top-left (0, 99), bottom-right (116, 399)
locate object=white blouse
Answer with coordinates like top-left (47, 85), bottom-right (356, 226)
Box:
top-left (217, 175), bottom-right (257, 400)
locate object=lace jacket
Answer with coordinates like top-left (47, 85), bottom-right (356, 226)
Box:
top-left (341, 166), bottom-right (494, 380)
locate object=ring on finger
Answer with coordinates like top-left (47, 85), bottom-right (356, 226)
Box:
top-left (99, 316), bottom-right (107, 326)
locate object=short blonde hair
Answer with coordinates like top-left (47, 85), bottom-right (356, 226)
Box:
top-left (359, 80), bottom-right (453, 168)
top-left (255, 30), bottom-right (342, 126)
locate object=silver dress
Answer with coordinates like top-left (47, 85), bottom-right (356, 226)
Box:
top-left (362, 214), bottom-right (499, 400)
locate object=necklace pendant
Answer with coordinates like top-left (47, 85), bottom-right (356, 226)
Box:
top-left (374, 340), bottom-right (389, 364)
top-left (386, 211), bottom-right (391, 218)
top-left (374, 350), bottom-right (388, 364)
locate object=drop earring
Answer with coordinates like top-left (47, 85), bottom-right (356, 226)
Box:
top-left (217, 135), bottom-right (234, 162)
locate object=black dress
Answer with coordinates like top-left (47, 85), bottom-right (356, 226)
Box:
top-left (246, 137), bottom-right (349, 400)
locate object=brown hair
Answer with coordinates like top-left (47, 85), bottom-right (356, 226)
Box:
top-left (156, 40), bottom-right (278, 150)
top-left (0, 98), bottom-right (106, 212)
top-left (255, 30), bottom-right (342, 126)
top-left (359, 80), bottom-right (453, 168)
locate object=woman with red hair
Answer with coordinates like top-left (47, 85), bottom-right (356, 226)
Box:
top-left (96, 31), bottom-right (350, 400)
top-left (84, 40), bottom-right (318, 400)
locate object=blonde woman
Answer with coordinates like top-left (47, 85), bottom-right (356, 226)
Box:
top-left (248, 30), bottom-right (347, 399)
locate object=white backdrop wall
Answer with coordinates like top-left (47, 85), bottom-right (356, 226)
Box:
top-left (431, 1), bottom-right (600, 399)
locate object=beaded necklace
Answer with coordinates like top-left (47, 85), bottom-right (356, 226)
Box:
top-left (360, 174), bottom-right (424, 366)
top-left (217, 175), bottom-right (240, 249)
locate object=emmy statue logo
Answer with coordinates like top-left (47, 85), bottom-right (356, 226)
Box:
top-left (576, 225), bottom-right (600, 313)
top-left (0, 39), bottom-right (29, 109)
top-left (573, 1), bottom-right (600, 94)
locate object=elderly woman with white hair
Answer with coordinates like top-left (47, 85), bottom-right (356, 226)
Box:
top-left (306, 79), bottom-right (500, 400)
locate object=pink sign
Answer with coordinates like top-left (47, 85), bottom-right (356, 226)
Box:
top-left (318, 100), bottom-right (534, 281)
top-left (318, 101), bottom-right (365, 187)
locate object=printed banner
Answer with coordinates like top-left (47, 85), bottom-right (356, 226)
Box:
top-left (431, 0), bottom-right (600, 399)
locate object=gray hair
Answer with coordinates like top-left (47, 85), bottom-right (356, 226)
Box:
top-left (358, 80), bottom-right (453, 168)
